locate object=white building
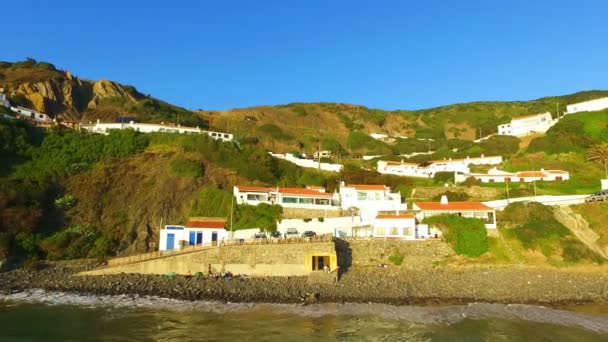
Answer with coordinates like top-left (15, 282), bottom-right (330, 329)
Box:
top-left (456, 168), bottom-right (570, 183)
top-left (565, 97), bottom-right (608, 114)
top-left (372, 214), bottom-right (422, 239)
top-left (269, 152), bottom-right (343, 172)
top-left (313, 150), bottom-right (332, 159)
top-left (10, 106), bottom-right (53, 123)
top-left (413, 196), bottom-right (497, 229)
top-left (497, 112), bottom-right (555, 136)
top-left (277, 216), bottom-right (366, 238)
top-left (339, 183), bottom-right (406, 220)
top-left (233, 185), bottom-right (339, 210)
top-left (81, 120), bottom-right (233, 142)
top-left (377, 155), bottom-right (503, 178)
top-left (159, 217), bottom-right (228, 251)
top-left (0, 93), bottom-right (10, 108)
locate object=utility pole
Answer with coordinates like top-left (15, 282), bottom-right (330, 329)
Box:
top-left (533, 179), bottom-right (537, 197)
top-left (505, 179), bottom-right (510, 204)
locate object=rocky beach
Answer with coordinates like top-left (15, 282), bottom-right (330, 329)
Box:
top-left (1, 262), bottom-right (607, 306)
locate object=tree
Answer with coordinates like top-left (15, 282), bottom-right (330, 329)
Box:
top-left (587, 143), bottom-right (608, 178)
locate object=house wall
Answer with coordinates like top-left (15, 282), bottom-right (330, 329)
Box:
top-left (277, 216), bottom-right (366, 237)
top-left (159, 226), bottom-right (228, 251)
top-left (565, 97), bottom-right (608, 114)
top-left (371, 217), bottom-right (418, 239)
top-left (83, 242), bottom-right (338, 277)
top-left (498, 112), bottom-right (555, 136)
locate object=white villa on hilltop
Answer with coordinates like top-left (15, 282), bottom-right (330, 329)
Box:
top-left (81, 120), bottom-right (233, 142)
top-left (565, 97), bottom-right (608, 114)
top-left (377, 155), bottom-right (502, 178)
top-left (497, 112), bottom-right (556, 136)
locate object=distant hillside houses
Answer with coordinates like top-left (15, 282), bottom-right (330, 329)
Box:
top-left (268, 152), bottom-right (343, 172)
top-left (0, 93), bottom-right (10, 108)
top-left (456, 168), bottom-right (570, 183)
top-left (565, 97), bottom-right (608, 114)
top-left (81, 120), bottom-right (233, 142)
top-left (497, 112), bottom-right (556, 136)
top-left (377, 155), bottom-right (502, 178)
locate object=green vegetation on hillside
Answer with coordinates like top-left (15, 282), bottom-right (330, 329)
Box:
top-left (423, 215), bottom-right (488, 257)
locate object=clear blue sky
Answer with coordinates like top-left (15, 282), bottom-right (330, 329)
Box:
top-left (3, 0), bottom-right (607, 111)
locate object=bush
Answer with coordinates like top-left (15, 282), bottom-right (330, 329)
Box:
top-left (461, 176), bottom-right (480, 187)
top-left (424, 215), bottom-right (488, 257)
top-left (169, 158), bottom-right (204, 177)
top-left (54, 194), bottom-right (77, 209)
top-left (433, 171), bottom-right (454, 184)
top-left (388, 253), bottom-right (404, 266)
top-left (561, 237), bottom-right (604, 263)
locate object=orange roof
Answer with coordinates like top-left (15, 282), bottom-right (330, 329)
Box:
top-left (279, 188), bottom-right (334, 197)
top-left (376, 214), bottom-right (416, 219)
top-left (236, 185), bottom-right (273, 192)
top-left (512, 113), bottom-right (547, 121)
top-left (516, 171), bottom-right (546, 178)
top-left (382, 160), bottom-right (418, 166)
top-left (343, 184), bottom-right (388, 191)
top-left (185, 220), bottom-right (227, 229)
top-left (545, 170), bottom-right (568, 174)
top-left (415, 202), bottom-right (492, 211)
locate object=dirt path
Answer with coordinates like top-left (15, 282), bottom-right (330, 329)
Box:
top-left (554, 206), bottom-right (608, 259)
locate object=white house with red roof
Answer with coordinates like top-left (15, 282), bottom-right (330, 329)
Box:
top-left (413, 196), bottom-right (497, 229)
top-left (457, 168), bottom-right (570, 183)
top-left (377, 155), bottom-right (502, 178)
top-left (339, 182), bottom-right (406, 220)
top-left (159, 217), bottom-right (228, 251)
top-left (81, 120), bottom-right (233, 142)
top-left (233, 185), bottom-right (339, 210)
top-left (497, 112), bottom-right (555, 136)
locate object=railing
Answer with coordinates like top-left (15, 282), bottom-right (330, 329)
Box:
top-left (106, 233), bottom-right (335, 267)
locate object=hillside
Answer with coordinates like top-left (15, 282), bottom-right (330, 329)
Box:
top-left (0, 58), bottom-right (205, 127)
top-left (3, 58), bottom-right (608, 156)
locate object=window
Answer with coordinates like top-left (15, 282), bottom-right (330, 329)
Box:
top-left (311, 256), bottom-right (330, 271)
top-left (390, 227), bottom-right (400, 236)
top-left (224, 134), bottom-right (229, 138)
top-left (376, 227), bottom-right (386, 236)
top-left (357, 192), bottom-right (367, 200)
top-left (282, 197), bottom-right (298, 204)
top-left (298, 197), bottom-right (314, 204)
top-left (403, 227), bottom-right (412, 236)
top-left (247, 194), bottom-right (267, 201)
top-left (314, 198), bottom-right (329, 205)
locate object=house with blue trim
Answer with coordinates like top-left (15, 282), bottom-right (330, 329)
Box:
top-left (159, 217), bottom-right (228, 251)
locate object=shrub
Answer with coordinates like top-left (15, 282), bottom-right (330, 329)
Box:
top-left (169, 158), bottom-right (204, 177)
top-left (433, 171), bottom-right (455, 184)
top-left (388, 253), bottom-right (404, 266)
top-left (561, 237), bottom-right (604, 263)
top-left (432, 191), bottom-right (470, 202)
top-left (424, 215), bottom-right (488, 257)
top-left (54, 194), bottom-right (77, 209)
top-left (461, 176), bottom-right (480, 187)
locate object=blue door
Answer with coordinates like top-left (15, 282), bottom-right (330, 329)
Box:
top-left (189, 231), bottom-right (196, 245)
top-left (196, 232), bottom-right (203, 245)
top-left (166, 233), bottom-right (175, 250)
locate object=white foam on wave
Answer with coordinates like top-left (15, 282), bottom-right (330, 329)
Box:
top-left (1, 289), bottom-right (607, 334)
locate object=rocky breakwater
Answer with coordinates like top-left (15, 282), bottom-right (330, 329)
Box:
top-left (1, 263), bottom-right (608, 305)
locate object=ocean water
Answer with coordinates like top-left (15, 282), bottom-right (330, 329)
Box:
top-left (1, 290), bottom-right (607, 341)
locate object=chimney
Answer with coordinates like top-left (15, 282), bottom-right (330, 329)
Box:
top-left (440, 195), bottom-right (448, 205)
top-left (340, 180), bottom-right (345, 187)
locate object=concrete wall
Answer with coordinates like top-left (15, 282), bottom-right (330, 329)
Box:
top-left (281, 207), bottom-right (346, 219)
top-left (83, 242), bottom-right (337, 277)
top-left (336, 239), bottom-right (453, 269)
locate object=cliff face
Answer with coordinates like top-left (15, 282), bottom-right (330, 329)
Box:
top-left (3, 77), bottom-right (138, 120)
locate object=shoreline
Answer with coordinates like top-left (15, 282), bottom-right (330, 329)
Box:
top-left (1, 263), bottom-right (608, 307)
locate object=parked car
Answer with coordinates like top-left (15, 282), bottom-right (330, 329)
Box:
top-left (253, 232), bottom-right (267, 239)
top-left (269, 231), bottom-right (282, 238)
top-left (585, 190), bottom-right (608, 203)
top-left (285, 228), bottom-right (299, 238)
top-left (302, 231), bottom-right (317, 238)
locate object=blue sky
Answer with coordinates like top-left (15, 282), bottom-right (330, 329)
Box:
top-left (3, 0), bottom-right (607, 110)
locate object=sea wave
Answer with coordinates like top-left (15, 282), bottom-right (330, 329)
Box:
top-left (2, 289), bottom-right (607, 334)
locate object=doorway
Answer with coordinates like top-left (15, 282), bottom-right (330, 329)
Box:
top-left (212, 232), bottom-right (218, 246)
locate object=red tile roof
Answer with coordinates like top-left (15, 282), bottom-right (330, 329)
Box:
top-left (516, 171), bottom-right (546, 178)
top-left (236, 185), bottom-right (273, 192)
top-left (545, 170), bottom-right (568, 174)
top-left (185, 220), bottom-right (227, 229)
top-left (415, 202), bottom-right (492, 211)
top-left (376, 214), bottom-right (416, 219)
top-left (279, 188), bottom-right (334, 197)
top-left (343, 184), bottom-right (388, 191)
